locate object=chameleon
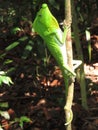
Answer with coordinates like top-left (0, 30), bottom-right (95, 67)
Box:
top-left (33, 3), bottom-right (76, 125)
top-left (33, 3), bottom-right (76, 86)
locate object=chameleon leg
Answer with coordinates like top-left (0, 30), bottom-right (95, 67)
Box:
top-left (73, 60), bottom-right (82, 70)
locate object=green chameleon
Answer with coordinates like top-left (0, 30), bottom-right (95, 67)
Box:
top-left (33, 3), bottom-right (76, 125)
top-left (33, 3), bottom-right (76, 86)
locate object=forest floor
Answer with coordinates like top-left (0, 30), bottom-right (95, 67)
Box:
top-left (0, 32), bottom-right (98, 130)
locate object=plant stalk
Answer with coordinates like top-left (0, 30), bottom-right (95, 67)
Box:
top-left (71, 0), bottom-right (88, 110)
top-left (64, 0), bottom-right (74, 130)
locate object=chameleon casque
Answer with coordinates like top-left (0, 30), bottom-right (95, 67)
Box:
top-left (33, 3), bottom-right (76, 87)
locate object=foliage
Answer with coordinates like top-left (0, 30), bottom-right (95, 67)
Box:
top-left (0, 71), bottom-right (13, 86)
top-left (14, 116), bottom-right (31, 128)
top-left (0, 102), bottom-right (9, 108)
top-left (0, 110), bottom-right (10, 120)
top-left (85, 29), bottom-right (91, 61)
top-left (0, 101), bottom-right (31, 129)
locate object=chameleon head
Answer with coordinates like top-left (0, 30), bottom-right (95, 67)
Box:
top-left (42, 3), bottom-right (48, 8)
top-left (33, 3), bottom-right (59, 36)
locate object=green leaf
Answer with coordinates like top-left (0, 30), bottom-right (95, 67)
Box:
top-left (19, 116), bottom-right (31, 128)
top-left (85, 29), bottom-right (90, 41)
top-left (0, 111), bottom-right (10, 119)
top-left (6, 67), bottom-right (16, 75)
top-left (11, 27), bottom-right (21, 35)
top-left (0, 71), bottom-right (5, 75)
top-left (0, 75), bottom-right (13, 86)
top-left (21, 40), bottom-right (33, 59)
top-left (0, 71), bottom-right (13, 86)
top-left (3, 59), bottom-right (13, 65)
top-left (0, 102), bottom-right (9, 108)
top-left (19, 36), bottom-right (28, 42)
top-left (85, 29), bottom-right (91, 62)
top-left (0, 53), bottom-right (6, 59)
top-left (5, 41), bottom-right (20, 51)
top-left (20, 116), bottom-right (31, 122)
top-left (15, 116), bottom-right (31, 128)
top-left (5, 36), bottom-right (28, 52)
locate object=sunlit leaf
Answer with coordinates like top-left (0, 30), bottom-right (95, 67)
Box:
top-left (11, 27), bottom-right (21, 34)
top-left (20, 116), bottom-right (31, 122)
top-left (19, 116), bottom-right (31, 128)
top-left (19, 36), bottom-right (28, 42)
top-left (0, 75), bottom-right (13, 86)
top-left (15, 116), bottom-right (31, 128)
top-left (85, 29), bottom-right (91, 61)
top-left (0, 71), bottom-right (13, 86)
top-left (0, 71), bottom-right (5, 75)
top-left (3, 59), bottom-right (13, 65)
top-left (85, 30), bottom-right (90, 41)
top-left (0, 111), bottom-right (10, 119)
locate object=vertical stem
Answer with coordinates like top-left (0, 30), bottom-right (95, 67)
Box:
top-left (71, 0), bottom-right (88, 110)
top-left (64, 0), bottom-right (74, 130)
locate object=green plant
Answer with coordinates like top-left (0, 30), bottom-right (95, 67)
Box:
top-left (14, 116), bottom-right (31, 128)
top-left (71, 0), bottom-right (88, 110)
top-left (85, 29), bottom-right (91, 62)
top-left (0, 71), bottom-right (13, 86)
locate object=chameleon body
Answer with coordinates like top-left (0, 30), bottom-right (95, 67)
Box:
top-left (33, 3), bottom-right (76, 83)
